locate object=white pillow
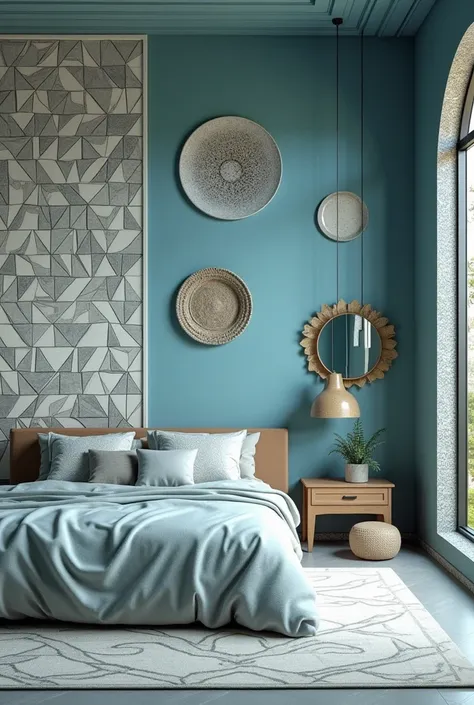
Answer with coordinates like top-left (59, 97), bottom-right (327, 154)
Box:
top-left (147, 430), bottom-right (246, 483)
top-left (240, 432), bottom-right (260, 479)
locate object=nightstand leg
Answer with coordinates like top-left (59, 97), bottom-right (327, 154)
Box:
top-left (376, 509), bottom-right (391, 523)
top-left (301, 488), bottom-right (307, 541)
top-left (307, 508), bottom-right (316, 552)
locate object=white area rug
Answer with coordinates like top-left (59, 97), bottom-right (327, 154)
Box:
top-left (1, 567), bottom-right (473, 689)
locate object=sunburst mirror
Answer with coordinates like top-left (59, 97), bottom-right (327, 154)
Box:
top-left (300, 300), bottom-right (398, 388)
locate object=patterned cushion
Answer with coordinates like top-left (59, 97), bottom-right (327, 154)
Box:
top-left (45, 432), bottom-right (136, 482)
top-left (136, 448), bottom-right (197, 487)
top-left (147, 430), bottom-right (246, 483)
top-left (38, 433), bottom-right (144, 480)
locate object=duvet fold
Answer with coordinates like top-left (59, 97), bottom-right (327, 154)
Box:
top-left (0, 480), bottom-right (319, 637)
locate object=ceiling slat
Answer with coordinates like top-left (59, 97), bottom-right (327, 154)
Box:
top-left (0, 0), bottom-right (438, 36)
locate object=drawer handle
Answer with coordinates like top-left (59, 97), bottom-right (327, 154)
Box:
top-left (342, 495), bottom-right (357, 500)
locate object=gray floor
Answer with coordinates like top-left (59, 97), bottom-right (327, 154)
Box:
top-left (2, 542), bottom-right (474, 705)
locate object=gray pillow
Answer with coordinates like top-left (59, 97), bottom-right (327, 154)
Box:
top-left (45, 432), bottom-right (135, 482)
top-left (240, 432), bottom-right (260, 479)
top-left (89, 450), bottom-right (138, 485)
top-left (147, 430), bottom-right (246, 483)
top-left (38, 431), bottom-right (138, 480)
top-left (136, 448), bottom-right (197, 487)
top-left (38, 432), bottom-right (53, 480)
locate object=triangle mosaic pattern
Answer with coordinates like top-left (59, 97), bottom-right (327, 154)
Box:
top-left (0, 39), bottom-right (144, 477)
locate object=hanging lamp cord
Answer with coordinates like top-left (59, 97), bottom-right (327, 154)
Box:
top-left (332, 17), bottom-right (342, 373)
top-left (331, 17), bottom-right (342, 372)
top-left (335, 18), bottom-right (340, 308)
top-left (360, 26), bottom-right (364, 306)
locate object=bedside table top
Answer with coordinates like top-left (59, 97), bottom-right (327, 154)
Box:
top-left (301, 477), bottom-right (395, 489)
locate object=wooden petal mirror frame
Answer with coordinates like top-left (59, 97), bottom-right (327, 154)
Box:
top-left (300, 300), bottom-right (398, 388)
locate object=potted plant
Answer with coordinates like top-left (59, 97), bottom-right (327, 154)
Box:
top-left (329, 420), bottom-right (385, 483)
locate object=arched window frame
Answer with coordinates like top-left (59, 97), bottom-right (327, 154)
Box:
top-left (458, 66), bottom-right (474, 538)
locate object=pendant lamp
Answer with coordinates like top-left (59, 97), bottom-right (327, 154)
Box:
top-left (310, 17), bottom-right (360, 420)
top-left (311, 372), bottom-right (360, 418)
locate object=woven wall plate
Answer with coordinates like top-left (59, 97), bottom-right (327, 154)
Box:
top-left (176, 268), bottom-right (252, 345)
top-left (179, 116), bottom-right (282, 220)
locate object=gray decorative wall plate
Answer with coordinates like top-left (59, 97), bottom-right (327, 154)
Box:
top-left (317, 191), bottom-right (369, 242)
top-left (176, 268), bottom-right (252, 345)
top-left (179, 117), bottom-right (282, 220)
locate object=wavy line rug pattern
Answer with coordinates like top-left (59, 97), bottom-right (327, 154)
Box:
top-left (1, 568), bottom-right (473, 689)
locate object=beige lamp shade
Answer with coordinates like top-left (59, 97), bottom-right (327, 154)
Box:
top-left (310, 372), bottom-right (360, 419)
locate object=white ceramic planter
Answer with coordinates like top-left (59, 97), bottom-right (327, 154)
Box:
top-left (345, 464), bottom-right (368, 483)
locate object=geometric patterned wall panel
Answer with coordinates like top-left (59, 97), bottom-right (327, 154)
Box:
top-left (0, 37), bottom-right (144, 478)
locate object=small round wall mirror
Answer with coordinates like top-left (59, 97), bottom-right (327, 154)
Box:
top-left (300, 300), bottom-right (398, 388)
top-left (317, 314), bottom-right (382, 380)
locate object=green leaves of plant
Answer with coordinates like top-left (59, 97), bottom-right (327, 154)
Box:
top-left (329, 419), bottom-right (385, 469)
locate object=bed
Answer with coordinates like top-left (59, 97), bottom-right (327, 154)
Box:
top-left (0, 428), bottom-right (319, 637)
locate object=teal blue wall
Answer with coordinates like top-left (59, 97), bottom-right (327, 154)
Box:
top-left (148, 36), bottom-right (416, 532)
top-left (415, 1), bottom-right (474, 579)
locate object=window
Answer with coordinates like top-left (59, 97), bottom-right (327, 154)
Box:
top-left (459, 67), bottom-right (474, 537)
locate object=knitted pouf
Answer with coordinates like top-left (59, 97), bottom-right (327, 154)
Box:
top-left (349, 521), bottom-right (401, 561)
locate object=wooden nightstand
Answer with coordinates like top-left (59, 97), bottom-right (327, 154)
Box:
top-left (301, 477), bottom-right (395, 552)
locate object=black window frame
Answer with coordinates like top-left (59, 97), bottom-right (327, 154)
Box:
top-left (458, 66), bottom-right (474, 540)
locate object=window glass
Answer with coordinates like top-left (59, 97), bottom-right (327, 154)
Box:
top-left (468, 145), bottom-right (474, 529)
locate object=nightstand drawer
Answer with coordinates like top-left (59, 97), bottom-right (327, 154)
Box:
top-left (310, 488), bottom-right (388, 506)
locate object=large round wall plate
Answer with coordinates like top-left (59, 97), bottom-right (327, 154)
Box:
top-left (176, 268), bottom-right (252, 345)
top-left (179, 116), bottom-right (282, 220)
top-left (317, 191), bottom-right (369, 241)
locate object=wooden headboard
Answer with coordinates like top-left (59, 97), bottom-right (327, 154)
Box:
top-left (9, 427), bottom-right (288, 492)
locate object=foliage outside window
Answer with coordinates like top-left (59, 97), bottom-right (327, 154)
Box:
top-left (468, 357), bottom-right (474, 528)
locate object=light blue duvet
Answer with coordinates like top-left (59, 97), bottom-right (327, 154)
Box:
top-left (0, 480), bottom-right (319, 637)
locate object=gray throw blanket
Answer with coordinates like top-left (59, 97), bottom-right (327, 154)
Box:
top-left (0, 480), bottom-right (319, 637)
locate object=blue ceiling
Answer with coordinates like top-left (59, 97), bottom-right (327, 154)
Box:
top-left (0, 0), bottom-right (437, 35)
